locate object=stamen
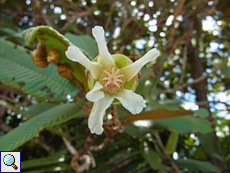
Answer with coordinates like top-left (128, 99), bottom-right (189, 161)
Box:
top-left (104, 71), bottom-right (110, 75)
top-left (102, 77), bottom-right (109, 81)
top-left (116, 79), bottom-right (124, 83)
top-left (114, 82), bottom-right (120, 87)
top-left (105, 81), bottom-right (111, 87)
top-left (99, 67), bottom-right (125, 94)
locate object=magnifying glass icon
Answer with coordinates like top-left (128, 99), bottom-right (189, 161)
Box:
top-left (3, 154), bottom-right (18, 170)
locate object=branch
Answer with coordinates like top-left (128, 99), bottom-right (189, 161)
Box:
top-left (159, 56), bottom-right (228, 94)
top-left (154, 133), bottom-right (181, 173)
top-left (71, 134), bottom-right (97, 173)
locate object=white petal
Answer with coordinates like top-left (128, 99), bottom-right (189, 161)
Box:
top-left (92, 26), bottom-right (115, 68)
top-left (121, 48), bottom-right (160, 81)
top-left (86, 82), bottom-right (104, 102)
top-left (88, 93), bottom-right (114, 135)
top-left (114, 89), bottom-right (146, 114)
top-left (65, 46), bottom-right (103, 79)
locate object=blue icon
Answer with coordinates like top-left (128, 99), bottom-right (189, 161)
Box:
top-left (3, 154), bottom-right (18, 170)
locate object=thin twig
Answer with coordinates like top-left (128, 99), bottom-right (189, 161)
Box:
top-left (159, 56), bottom-right (228, 94)
top-left (154, 133), bottom-right (181, 173)
top-left (62, 137), bottom-right (77, 155)
top-left (71, 134), bottom-right (96, 173)
top-left (179, 43), bottom-right (188, 83)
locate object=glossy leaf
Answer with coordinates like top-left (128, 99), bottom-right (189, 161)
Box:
top-left (140, 142), bottom-right (161, 170)
top-left (0, 40), bottom-right (78, 102)
top-left (0, 100), bottom-right (84, 151)
top-left (197, 132), bottom-right (224, 161)
top-left (21, 155), bottom-right (66, 169)
top-left (125, 108), bottom-right (194, 122)
top-left (24, 103), bottom-right (59, 118)
top-left (165, 132), bottom-right (179, 155)
top-left (154, 116), bottom-right (212, 133)
top-left (174, 159), bottom-right (220, 173)
top-left (194, 108), bottom-right (209, 118)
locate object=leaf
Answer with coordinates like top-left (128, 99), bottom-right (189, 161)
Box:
top-left (165, 132), bottom-right (179, 155)
top-left (0, 99), bottom-right (22, 114)
top-left (0, 100), bottom-right (84, 151)
top-left (140, 142), bottom-right (161, 170)
top-left (125, 108), bottom-right (194, 122)
top-left (110, 160), bottom-right (143, 173)
top-left (174, 159), bottom-right (220, 173)
top-left (149, 100), bottom-right (181, 110)
top-left (65, 33), bottom-right (98, 59)
top-left (135, 67), bottom-right (152, 95)
top-left (24, 103), bottom-right (59, 118)
top-left (0, 40), bottom-right (78, 102)
top-left (154, 116), bottom-right (212, 133)
top-left (22, 164), bottom-right (71, 173)
top-left (22, 26), bottom-right (71, 48)
top-left (22, 26), bottom-right (87, 83)
top-left (90, 151), bottom-right (139, 173)
top-left (221, 63), bottom-right (230, 78)
top-left (125, 124), bottom-right (150, 137)
top-left (194, 108), bottom-right (209, 118)
top-left (21, 155), bottom-right (66, 169)
top-left (197, 132), bottom-right (224, 161)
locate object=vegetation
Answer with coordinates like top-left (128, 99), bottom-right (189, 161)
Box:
top-left (0, 0), bottom-right (229, 172)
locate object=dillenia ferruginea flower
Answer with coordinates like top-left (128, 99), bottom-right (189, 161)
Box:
top-left (65, 26), bottom-right (160, 135)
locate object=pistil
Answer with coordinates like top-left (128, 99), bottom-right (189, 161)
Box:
top-left (99, 67), bottom-right (125, 94)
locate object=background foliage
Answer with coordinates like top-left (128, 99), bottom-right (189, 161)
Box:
top-left (0, 0), bottom-right (230, 172)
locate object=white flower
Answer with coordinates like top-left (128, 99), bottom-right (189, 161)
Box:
top-left (65, 26), bottom-right (160, 135)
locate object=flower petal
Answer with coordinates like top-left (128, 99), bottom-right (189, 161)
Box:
top-left (92, 26), bottom-right (115, 68)
top-left (114, 89), bottom-right (146, 114)
top-left (121, 48), bottom-right (160, 81)
top-left (86, 81), bottom-right (104, 102)
top-left (88, 93), bottom-right (114, 135)
top-left (65, 46), bottom-right (103, 79)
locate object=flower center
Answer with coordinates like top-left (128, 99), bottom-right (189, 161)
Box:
top-left (99, 67), bottom-right (125, 94)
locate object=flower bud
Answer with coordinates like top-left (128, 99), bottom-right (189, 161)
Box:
top-left (128, 55), bottom-right (135, 62)
top-left (85, 68), bottom-right (91, 78)
top-left (58, 63), bottom-right (73, 78)
top-left (31, 50), bottom-right (48, 68)
top-left (37, 43), bottom-right (47, 57)
top-left (47, 48), bottom-right (62, 65)
top-left (137, 70), bottom-right (142, 79)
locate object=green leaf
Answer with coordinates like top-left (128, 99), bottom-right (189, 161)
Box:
top-left (24, 103), bottom-right (59, 118)
top-left (135, 67), bottom-right (152, 95)
top-left (22, 26), bottom-right (71, 48)
top-left (22, 26), bottom-right (87, 83)
top-left (125, 124), bottom-right (150, 137)
top-left (221, 63), bottom-right (230, 78)
top-left (154, 116), bottom-right (212, 133)
top-left (174, 159), bottom-right (220, 173)
top-left (45, 126), bottom-right (70, 138)
top-left (65, 33), bottom-right (98, 59)
top-left (165, 132), bottom-right (179, 155)
top-left (140, 142), bottom-right (161, 170)
top-left (197, 132), bottom-right (224, 161)
top-left (0, 99), bottom-right (22, 114)
top-left (0, 100), bottom-right (84, 151)
top-left (0, 40), bottom-right (78, 102)
top-left (194, 108), bottom-right (209, 118)
top-left (90, 151), bottom-right (139, 173)
top-left (149, 100), bottom-right (181, 111)
top-left (22, 164), bottom-right (71, 173)
top-left (125, 108), bottom-right (194, 122)
top-left (21, 155), bottom-right (66, 169)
